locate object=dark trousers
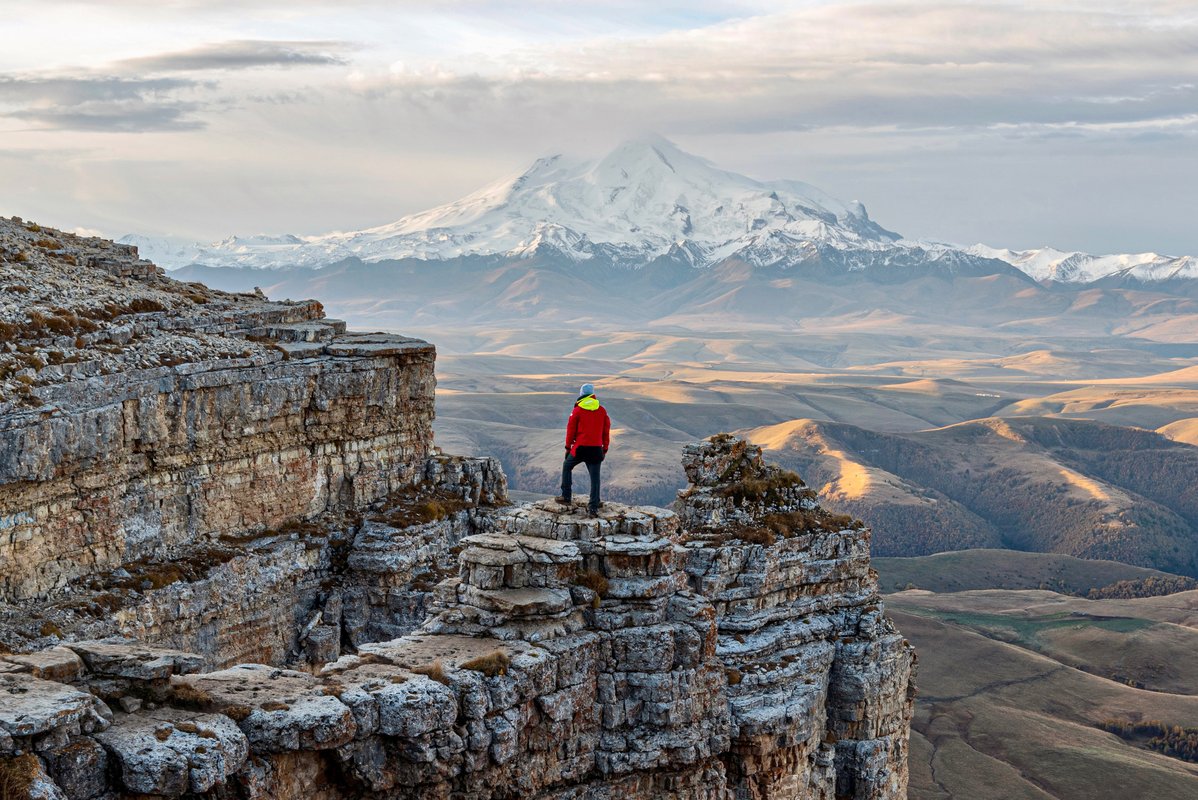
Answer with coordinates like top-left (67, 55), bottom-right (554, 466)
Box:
top-left (561, 447), bottom-right (603, 511)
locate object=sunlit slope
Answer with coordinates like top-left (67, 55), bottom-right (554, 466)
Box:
top-left (750, 416), bottom-right (1198, 573)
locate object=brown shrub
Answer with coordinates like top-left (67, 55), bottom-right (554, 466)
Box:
top-left (372, 489), bottom-right (472, 529)
top-left (224, 704), bottom-right (253, 721)
top-left (718, 469), bottom-right (805, 505)
top-left (459, 650), bottom-right (510, 678)
top-left (128, 298), bottom-right (166, 313)
top-left (412, 658), bottom-right (451, 685)
top-left (171, 683), bottom-right (214, 709)
top-left (725, 667), bottom-right (743, 686)
top-left (260, 700), bottom-right (291, 712)
top-left (39, 620), bottom-right (63, 638)
top-left (736, 527), bottom-right (777, 546)
top-left (45, 314), bottom-right (77, 335)
top-left (0, 753), bottom-right (39, 798)
top-left (154, 727), bottom-right (174, 741)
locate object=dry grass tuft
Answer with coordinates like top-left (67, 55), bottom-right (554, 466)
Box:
top-left (412, 658), bottom-right (451, 685)
top-left (371, 488), bottom-right (472, 529)
top-left (459, 650), bottom-right (511, 678)
top-left (0, 753), bottom-right (39, 799)
top-left (171, 683), bottom-right (214, 709)
top-left (718, 469), bottom-right (806, 505)
top-left (224, 704), bottom-right (252, 721)
top-left (736, 527), bottom-right (776, 546)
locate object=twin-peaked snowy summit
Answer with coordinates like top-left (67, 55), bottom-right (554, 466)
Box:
top-left (129, 136), bottom-right (901, 270)
top-left (125, 135), bottom-right (1195, 285)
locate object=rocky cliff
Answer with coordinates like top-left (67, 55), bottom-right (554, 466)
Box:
top-left (0, 217), bottom-right (913, 799)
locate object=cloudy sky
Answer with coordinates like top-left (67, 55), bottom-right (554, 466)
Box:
top-left (1, 0), bottom-right (1195, 255)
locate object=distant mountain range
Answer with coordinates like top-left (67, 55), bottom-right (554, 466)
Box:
top-left (123, 136), bottom-right (1195, 286)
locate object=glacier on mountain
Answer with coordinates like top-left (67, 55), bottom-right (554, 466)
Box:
top-left (121, 135), bottom-right (1194, 285)
top-left (965, 244), bottom-right (1198, 284)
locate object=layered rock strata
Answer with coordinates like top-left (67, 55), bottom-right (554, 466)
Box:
top-left (0, 219), bottom-right (912, 798)
top-left (0, 217), bottom-right (445, 661)
top-left (1, 461), bottom-right (913, 799)
top-left (676, 435), bottom-right (916, 799)
top-left (0, 327), bottom-right (436, 603)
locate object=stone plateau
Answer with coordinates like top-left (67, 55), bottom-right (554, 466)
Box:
top-left (0, 218), bottom-right (914, 799)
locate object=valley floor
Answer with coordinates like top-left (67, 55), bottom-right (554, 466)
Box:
top-left (891, 588), bottom-right (1198, 799)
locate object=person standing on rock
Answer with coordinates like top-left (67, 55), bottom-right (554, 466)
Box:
top-left (555, 383), bottom-right (611, 517)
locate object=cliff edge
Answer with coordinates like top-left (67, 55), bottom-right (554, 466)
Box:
top-left (0, 217), bottom-right (913, 799)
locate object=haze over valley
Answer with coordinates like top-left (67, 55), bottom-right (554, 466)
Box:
top-left (7, 2), bottom-right (1198, 797)
top-left (162, 138), bottom-right (1198, 576)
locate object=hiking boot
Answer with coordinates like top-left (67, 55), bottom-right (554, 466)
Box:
top-left (587, 508), bottom-right (600, 518)
top-left (553, 495), bottom-right (571, 506)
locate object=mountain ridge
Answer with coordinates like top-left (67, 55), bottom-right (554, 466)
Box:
top-left (122, 135), bottom-right (1196, 287)
top-left (125, 135), bottom-right (909, 271)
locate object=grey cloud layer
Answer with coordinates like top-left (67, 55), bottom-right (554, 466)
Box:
top-left (349, 2), bottom-right (1198, 136)
top-left (0, 39), bottom-right (349, 132)
top-left (1, 1), bottom-right (1194, 253)
top-left (114, 40), bottom-right (353, 73)
top-left (0, 76), bottom-right (202, 132)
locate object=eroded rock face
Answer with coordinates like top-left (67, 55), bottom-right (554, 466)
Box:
top-left (0, 216), bottom-right (437, 604)
top-left (675, 435), bottom-right (916, 799)
top-left (0, 221), bottom-right (911, 799)
top-left (1, 482), bottom-right (911, 799)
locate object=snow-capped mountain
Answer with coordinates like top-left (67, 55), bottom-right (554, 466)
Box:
top-left (124, 135), bottom-right (907, 271)
top-left (123, 135), bottom-right (1194, 286)
top-left (966, 244), bottom-right (1198, 284)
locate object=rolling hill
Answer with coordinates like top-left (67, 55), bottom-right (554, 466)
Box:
top-left (749, 416), bottom-right (1198, 573)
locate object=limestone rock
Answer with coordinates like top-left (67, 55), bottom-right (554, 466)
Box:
top-left (1, 647), bottom-right (84, 683)
top-left (0, 222), bottom-right (914, 800)
top-left (0, 673), bottom-right (111, 753)
top-left (95, 709), bottom-right (248, 796)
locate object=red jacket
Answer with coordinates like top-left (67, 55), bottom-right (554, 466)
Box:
top-left (566, 397), bottom-right (610, 456)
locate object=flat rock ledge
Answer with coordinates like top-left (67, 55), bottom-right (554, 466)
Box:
top-left (0, 436), bottom-right (914, 799)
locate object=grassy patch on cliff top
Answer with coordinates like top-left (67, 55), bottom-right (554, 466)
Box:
top-left (371, 487), bottom-right (473, 529)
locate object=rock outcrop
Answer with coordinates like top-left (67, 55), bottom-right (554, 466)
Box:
top-left (0, 218), bottom-right (913, 799)
top-left (676, 435), bottom-right (915, 798)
